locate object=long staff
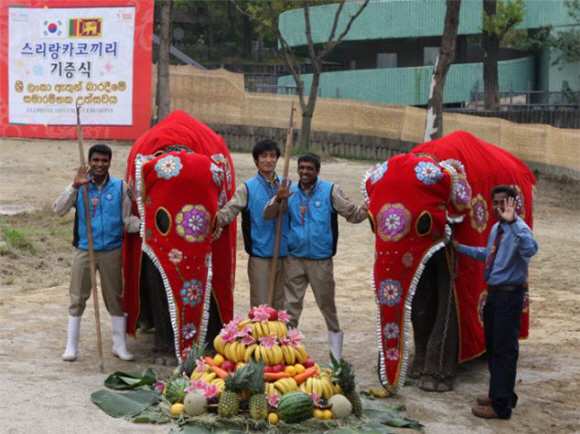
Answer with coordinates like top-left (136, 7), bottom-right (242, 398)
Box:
top-left (76, 101), bottom-right (104, 372)
top-left (268, 102), bottom-right (295, 306)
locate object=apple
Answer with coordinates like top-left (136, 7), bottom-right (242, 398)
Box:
top-left (248, 307), bottom-right (259, 320)
top-left (264, 365), bottom-right (274, 373)
top-left (221, 360), bottom-right (235, 372)
top-left (272, 364), bottom-right (285, 373)
top-left (303, 357), bottom-right (315, 368)
top-left (265, 306), bottom-right (278, 321)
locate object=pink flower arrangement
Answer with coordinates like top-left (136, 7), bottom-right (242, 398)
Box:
top-left (185, 379), bottom-right (207, 393)
top-left (203, 383), bottom-right (219, 399)
top-left (252, 305), bottom-right (271, 322)
top-left (287, 328), bottom-right (304, 347)
top-left (277, 309), bottom-right (290, 323)
top-left (194, 358), bottom-right (207, 373)
top-left (154, 381), bottom-right (166, 392)
top-left (259, 335), bottom-right (278, 349)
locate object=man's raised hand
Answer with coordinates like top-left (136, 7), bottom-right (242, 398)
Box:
top-left (275, 178), bottom-right (293, 203)
top-left (499, 196), bottom-right (516, 223)
top-left (73, 165), bottom-right (90, 189)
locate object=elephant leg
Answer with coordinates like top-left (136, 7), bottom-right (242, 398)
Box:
top-left (420, 249), bottom-right (459, 392)
top-left (410, 260), bottom-right (438, 379)
top-left (140, 255), bottom-right (174, 355)
top-left (204, 292), bottom-right (223, 352)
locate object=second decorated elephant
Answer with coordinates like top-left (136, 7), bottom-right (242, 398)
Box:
top-left (363, 131), bottom-right (535, 393)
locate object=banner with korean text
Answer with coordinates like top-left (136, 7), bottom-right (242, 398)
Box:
top-left (0, 0), bottom-right (153, 140)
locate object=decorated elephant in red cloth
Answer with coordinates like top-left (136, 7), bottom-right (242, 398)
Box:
top-left (363, 131), bottom-right (535, 393)
top-left (123, 111), bottom-right (236, 365)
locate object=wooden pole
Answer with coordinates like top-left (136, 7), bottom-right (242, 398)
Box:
top-left (267, 102), bottom-right (295, 307)
top-left (76, 102), bottom-right (104, 373)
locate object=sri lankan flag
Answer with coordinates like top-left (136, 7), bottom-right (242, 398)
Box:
top-left (68, 18), bottom-right (102, 37)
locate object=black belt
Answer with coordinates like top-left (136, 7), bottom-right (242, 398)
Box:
top-left (488, 284), bottom-right (526, 292)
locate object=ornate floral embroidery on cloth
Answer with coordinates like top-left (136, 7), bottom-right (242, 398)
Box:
top-left (378, 279), bottom-right (403, 306)
top-left (452, 174), bottom-right (472, 211)
top-left (377, 203), bottom-right (412, 242)
top-left (369, 161), bottom-right (388, 184)
top-left (155, 155), bottom-right (183, 179)
top-left (508, 184), bottom-right (526, 219)
top-left (470, 194), bottom-right (489, 233)
top-left (175, 204), bottom-right (210, 242)
top-left (414, 161), bottom-right (443, 185)
top-left (180, 279), bottom-right (204, 307)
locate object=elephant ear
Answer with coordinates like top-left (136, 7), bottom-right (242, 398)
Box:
top-left (440, 159), bottom-right (472, 223)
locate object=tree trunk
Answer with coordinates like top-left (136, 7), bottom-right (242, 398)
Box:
top-left (297, 61), bottom-right (322, 150)
top-left (242, 7), bottom-right (252, 57)
top-left (483, 0), bottom-right (500, 110)
top-left (424, 0), bottom-right (462, 142)
top-left (258, 30), bottom-right (264, 62)
top-left (157, 0), bottom-right (172, 122)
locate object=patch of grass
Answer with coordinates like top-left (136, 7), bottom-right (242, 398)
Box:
top-left (1, 227), bottom-right (35, 253)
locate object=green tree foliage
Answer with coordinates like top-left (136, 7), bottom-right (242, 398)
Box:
top-left (550, 0), bottom-right (580, 66)
top-left (482, 0), bottom-right (525, 39)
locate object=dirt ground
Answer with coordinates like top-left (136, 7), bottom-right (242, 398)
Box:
top-left (0, 137), bottom-right (579, 434)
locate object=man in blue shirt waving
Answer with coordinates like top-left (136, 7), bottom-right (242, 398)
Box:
top-left (452, 185), bottom-right (538, 420)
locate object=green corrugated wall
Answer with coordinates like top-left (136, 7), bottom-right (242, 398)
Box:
top-left (278, 56), bottom-right (535, 105)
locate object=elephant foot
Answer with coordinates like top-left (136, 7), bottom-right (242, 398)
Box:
top-left (408, 359), bottom-right (424, 379)
top-left (153, 355), bottom-right (178, 367)
top-left (436, 377), bottom-right (454, 392)
top-left (419, 375), bottom-right (454, 392)
top-left (419, 375), bottom-right (438, 392)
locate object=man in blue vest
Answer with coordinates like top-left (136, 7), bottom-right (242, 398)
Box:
top-left (264, 153), bottom-right (368, 360)
top-left (216, 139), bottom-right (289, 310)
top-left (54, 144), bottom-right (140, 362)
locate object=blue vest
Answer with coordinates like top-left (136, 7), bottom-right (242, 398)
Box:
top-left (242, 174), bottom-right (289, 258)
top-left (287, 179), bottom-right (338, 260)
top-left (74, 176), bottom-right (124, 251)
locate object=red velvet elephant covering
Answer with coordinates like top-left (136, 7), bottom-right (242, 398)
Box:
top-left (122, 111), bottom-right (236, 364)
top-left (363, 131), bottom-right (535, 393)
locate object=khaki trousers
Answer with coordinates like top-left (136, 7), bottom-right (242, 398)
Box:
top-left (68, 247), bottom-right (124, 317)
top-left (284, 256), bottom-right (340, 332)
top-left (248, 256), bottom-right (286, 310)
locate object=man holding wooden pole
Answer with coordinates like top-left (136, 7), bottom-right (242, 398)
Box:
top-left (264, 153), bottom-right (368, 361)
top-left (215, 138), bottom-right (289, 310)
top-left (54, 143), bottom-right (140, 362)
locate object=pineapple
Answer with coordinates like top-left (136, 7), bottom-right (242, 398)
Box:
top-left (180, 342), bottom-right (208, 378)
top-left (247, 360), bottom-right (268, 420)
top-left (218, 363), bottom-right (252, 418)
top-left (330, 353), bottom-right (363, 417)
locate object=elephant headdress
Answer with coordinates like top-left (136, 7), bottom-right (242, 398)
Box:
top-left (363, 131), bottom-right (535, 393)
top-left (123, 110), bottom-right (236, 364)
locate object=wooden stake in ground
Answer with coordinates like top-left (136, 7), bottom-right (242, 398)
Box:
top-left (75, 102), bottom-right (104, 372)
top-left (268, 102), bottom-right (295, 307)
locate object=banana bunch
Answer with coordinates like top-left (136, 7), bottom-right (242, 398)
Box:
top-left (293, 345), bottom-right (308, 364)
top-left (210, 377), bottom-right (225, 395)
top-left (281, 344), bottom-right (296, 365)
top-left (251, 321), bottom-right (288, 339)
top-left (298, 376), bottom-right (335, 399)
top-left (191, 370), bottom-right (217, 383)
top-left (273, 377), bottom-right (299, 394)
top-left (213, 334), bottom-right (225, 355)
top-left (253, 344), bottom-right (285, 365)
top-left (222, 341), bottom-right (248, 363)
top-left (264, 382), bottom-right (278, 396)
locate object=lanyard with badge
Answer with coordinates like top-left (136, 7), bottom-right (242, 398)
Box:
top-left (298, 184), bottom-right (319, 226)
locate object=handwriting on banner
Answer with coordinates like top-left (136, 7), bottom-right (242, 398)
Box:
top-left (14, 80), bottom-right (127, 105)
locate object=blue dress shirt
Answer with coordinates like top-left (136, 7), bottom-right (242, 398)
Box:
top-left (457, 216), bottom-right (538, 286)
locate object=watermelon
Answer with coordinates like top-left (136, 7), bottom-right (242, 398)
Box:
top-left (164, 377), bottom-right (190, 404)
top-left (277, 391), bottom-right (313, 424)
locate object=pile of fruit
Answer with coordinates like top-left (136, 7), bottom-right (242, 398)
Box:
top-left (162, 305), bottom-right (362, 426)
